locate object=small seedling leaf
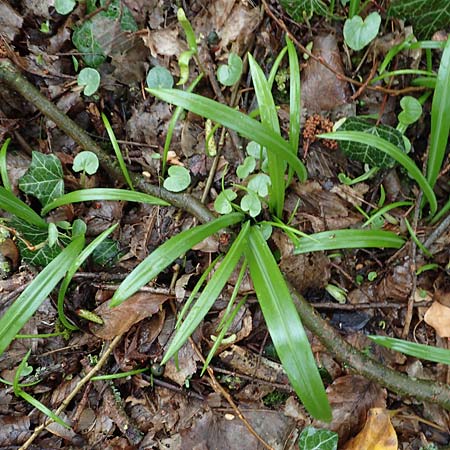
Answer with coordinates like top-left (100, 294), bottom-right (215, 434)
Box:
top-left (248, 173), bottom-right (271, 197)
top-left (47, 223), bottom-right (59, 248)
top-left (241, 192), bottom-right (261, 217)
top-left (77, 68), bottom-right (100, 96)
top-left (146, 66), bottom-right (174, 89)
top-left (72, 151), bottom-right (99, 174)
top-left (214, 189), bottom-right (237, 214)
top-left (55, 0), bottom-right (76, 15)
top-left (19, 152), bottom-right (64, 208)
top-left (163, 166), bottom-right (191, 192)
top-left (343, 12), bottom-right (381, 51)
top-left (298, 426), bottom-right (338, 450)
top-left (398, 96), bottom-right (422, 126)
top-left (236, 156), bottom-right (256, 179)
top-left (217, 53), bottom-right (243, 86)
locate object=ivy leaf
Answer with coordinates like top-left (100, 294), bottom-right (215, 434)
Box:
top-left (91, 238), bottom-right (122, 268)
top-left (236, 156), bottom-right (256, 179)
top-left (241, 192), bottom-right (261, 217)
top-left (19, 152), bottom-right (64, 208)
top-left (389, 0), bottom-right (450, 40)
top-left (298, 426), bottom-right (338, 450)
top-left (279, 0), bottom-right (330, 21)
top-left (163, 166), bottom-right (191, 192)
top-left (248, 173), bottom-right (271, 197)
top-left (217, 53), bottom-right (243, 86)
top-left (214, 189), bottom-right (237, 214)
top-left (343, 12), bottom-right (381, 51)
top-left (337, 117), bottom-right (406, 168)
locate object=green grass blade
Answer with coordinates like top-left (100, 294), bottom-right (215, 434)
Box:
top-left (320, 131), bottom-right (437, 215)
top-left (286, 36), bottom-right (301, 155)
top-left (427, 37), bottom-right (450, 189)
top-left (0, 138), bottom-right (11, 191)
top-left (110, 213), bottom-right (244, 307)
top-left (58, 223), bottom-right (118, 330)
top-left (42, 188), bottom-right (169, 214)
top-left (101, 113), bottom-right (134, 190)
top-left (147, 89), bottom-right (308, 182)
top-left (246, 226), bottom-right (331, 421)
top-left (0, 235), bottom-right (85, 356)
top-left (369, 335), bottom-right (450, 365)
top-left (0, 186), bottom-right (47, 229)
top-left (161, 221), bottom-right (250, 365)
top-left (248, 54), bottom-right (284, 217)
top-left (362, 201), bottom-right (413, 227)
top-left (294, 229), bottom-right (404, 254)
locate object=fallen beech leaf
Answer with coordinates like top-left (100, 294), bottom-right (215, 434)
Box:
top-left (424, 301), bottom-right (450, 337)
top-left (90, 292), bottom-right (169, 339)
top-left (343, 408), bottom-right (398, 450)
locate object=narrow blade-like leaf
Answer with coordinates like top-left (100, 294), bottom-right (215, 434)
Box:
top-left (42, 188), bottom-right (169, 215)
top-left (147, 89), bottom-right (308, 182)
top-left (0, 235), bottom-right (84, 356)
top-left (249, 54), bottom-right (284, 217)
top-left (0, 186), bottom-right (47, 229)
top-left (294, 229), bottom-right (404, 254)
top-left (320, 131), bottom-right (437, 215)
top-left (161, 221), bottom-right (249, 364)
top-left (110, 213), bottom-right (244, 306)
top-left (427, 37), bottom-right (450, 189)
top-left (246, 226), bottom-right (331, 421)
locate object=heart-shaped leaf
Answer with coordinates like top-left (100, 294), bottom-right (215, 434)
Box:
top-left (241, 192), bottom-right (261, 217)
top-left (248, 173), bottom-right (271, 197)
top-left (77, 68), bottom-right (100, 96)
top-left (55, 0), bottom-right (76, 15)
top-left (236, 156), bottom-right (256, 179)
top-left (217, 53), bottom-right (243, 86)
top-left (146, 66), bottom-right (174, 89)
top-left (163, 166), bottom-right (191, 192)
top-left (344, 12), bottom-right (381, 51)
top-left (214, 189), bottom-right (237, 214)
top-left (72, 151), bottom-right (99, 175)
top-left (398, 96), bottom-right (422, 126)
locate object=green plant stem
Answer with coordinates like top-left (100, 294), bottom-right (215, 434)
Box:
top-left (289, 285), bottom-right (450, 410)
top-left (3, 58), bottom-right (450, 412)
top-left (0, 59), bottom-right (214, 224)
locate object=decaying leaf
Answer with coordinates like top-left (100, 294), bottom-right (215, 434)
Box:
top-left (424, 301), bottom-right (450, 338)
top-left (343, 408), bottom-right (398, 450)
top-left (90, 292), bottom-right (169, 339)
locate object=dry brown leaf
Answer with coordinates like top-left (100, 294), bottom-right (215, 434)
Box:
top-left (90, 292), bottom-right (169, 339)
top-left (313, 375), bottom-right (386, 443)
top-left (424, 301), bottom-right (450, 338)
top-left (343, 408), bottom-right (398, 450)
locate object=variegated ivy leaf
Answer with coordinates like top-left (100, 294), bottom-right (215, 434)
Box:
top-left (19, 152), bottom-right (64, 208)
top-left (337, 117), bottom-right (406, 168)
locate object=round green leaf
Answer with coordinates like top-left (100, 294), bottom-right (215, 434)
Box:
top-left (55, 0), bottom-right (76, 15)
top-left (241, 192), bottom-right (261, 217)
top-left (146, 66), bottom-right (174, 89)
top-left (236, 156), bottom-right (256, 179)
top-left (217, 53), bottom-right (243, 86)
top-left (72, 151), bottom-right (99, 175)
top-left (163, 166), bottom-right (191, 192)
top-left (214, 189), bottom-right (237, 214)
top-left (343, 12), bottom-right (381, 51)
top-left (398, 96), bottom-right (422, 126)
top-left (248, 173), bottom-right (271, 197)
top-left (77, 68), bottom-right (100, 96)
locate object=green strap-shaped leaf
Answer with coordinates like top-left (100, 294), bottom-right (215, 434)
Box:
top-left (246, 226), bottom-right (331, 421)
top-left (0, 235), bottom-right (85, 357)
top-left (294, 229), bottom-right (404, 254)
top-left (321, 131), bottom-right (437, 215)
top-left (427, 37), bottom-right (450, 189)
top-left (42, 188), bottom-right (169, 215)
top-left (161, 221), bottom-right (250, 364)
top-left (0, 186), bottom-right (47, 229)
top-left (110, 213), bottom-right (244, 307)
top-left (147, 89), bottom-right (308, 182)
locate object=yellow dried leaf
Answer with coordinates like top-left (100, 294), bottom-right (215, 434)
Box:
top-left (343, 408), bottom-right (398, 450)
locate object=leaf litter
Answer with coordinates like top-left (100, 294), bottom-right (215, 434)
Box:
top-left (1, 0), bottom-right (450, 448)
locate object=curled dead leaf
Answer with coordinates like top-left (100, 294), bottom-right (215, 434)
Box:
top-left (90, 292), bottom-right (169, 339)
top-left (343, 408), bottom-right (398, 450)
top-left (424, 301), bottom-right (450, 338)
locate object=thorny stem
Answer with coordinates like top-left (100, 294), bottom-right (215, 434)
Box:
top-left (2, 59), bottom-right (450, 416)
